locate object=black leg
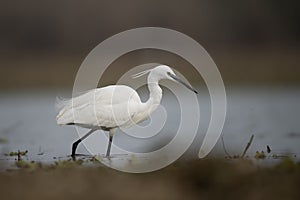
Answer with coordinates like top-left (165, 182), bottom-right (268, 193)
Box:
top-left (106, 135), bottom-right (113, 158)
top-left (71, 139), bottom-right (82, 160)
top-left (71, 129), bottom-right (95, 160)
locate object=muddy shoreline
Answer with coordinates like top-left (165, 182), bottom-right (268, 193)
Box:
top-left (0, 158), bottom-right (299, 200)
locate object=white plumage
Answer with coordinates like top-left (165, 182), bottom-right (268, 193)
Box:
top-left (56, 65), bottom-right (197, 158)
top-left (57, 85), bottom-right (143, 128)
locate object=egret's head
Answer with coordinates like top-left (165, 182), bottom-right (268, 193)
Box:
top-left (152, 65), bottom-right (198, 94)
top-left (132, 65), bottom-right (198, 94)
top-left (150, 65), bottom-right (176, 80)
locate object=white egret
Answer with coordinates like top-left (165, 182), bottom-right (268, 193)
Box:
top-left (56, 65), bottom-right (197, 159)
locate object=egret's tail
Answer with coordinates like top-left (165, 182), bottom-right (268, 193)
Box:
top-left (55, 97), bottom-right (74, 125)
top-left (55, 97), bottom-right (71, 112)
top-left (56, 108), bottom-right (74, 125)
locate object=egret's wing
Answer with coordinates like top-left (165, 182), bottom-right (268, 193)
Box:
top-left (56, 85), bottom-right (141, 127)
top-left (94, 103), bottom-right (137, 128)
top-left (63, 85), bottom-right (140, 107)
top-left (57, 101), bottom-right (138, 128)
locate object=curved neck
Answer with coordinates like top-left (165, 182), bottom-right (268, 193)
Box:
top-left (147, 82), bottom-right (162, 105)
top-left (145, 73), bottom-right (162, 111)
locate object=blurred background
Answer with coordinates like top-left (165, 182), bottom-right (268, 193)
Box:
top-left (1, 0), bottom-right (300, 89)
top-left (0, 0), bottom-right (300, 166)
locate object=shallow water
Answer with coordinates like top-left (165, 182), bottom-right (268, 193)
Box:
top-left (0, 86), bottom-right (300, 170)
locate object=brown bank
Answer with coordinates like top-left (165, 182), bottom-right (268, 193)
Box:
top-left (0, 158), bottom-right (299, 200)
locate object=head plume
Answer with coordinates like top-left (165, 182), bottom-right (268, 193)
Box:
top-left (131, 69), bottom-right (151, 78)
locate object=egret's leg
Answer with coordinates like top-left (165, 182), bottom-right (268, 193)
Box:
top-left (72, 129), bottom-right (95, 159)
top-left (106, 128), bottom-right (116, 158)
top-left (106, 135), bottom-right (113, 158)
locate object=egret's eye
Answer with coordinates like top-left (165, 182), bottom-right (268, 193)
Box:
top-left (167, 72), bottom-right (171, 76)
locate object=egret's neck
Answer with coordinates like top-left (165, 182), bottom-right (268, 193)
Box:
top-left (145, 75), bottom-right (162, 111)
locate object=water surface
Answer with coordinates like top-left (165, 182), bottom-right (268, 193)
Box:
top-left (0, 86), bottom-right (299, 169)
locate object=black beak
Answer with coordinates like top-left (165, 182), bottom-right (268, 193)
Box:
top-left (168, 72), bottom-right (198, 94)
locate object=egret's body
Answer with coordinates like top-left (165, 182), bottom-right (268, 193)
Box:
top-left (57, 85), bottom-right (161, 129)
top-left (56, 65), bottom-right (197, 159)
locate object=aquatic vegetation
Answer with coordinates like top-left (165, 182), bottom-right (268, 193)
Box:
top-left (88, 156), bottom-right (101, 163)
top-left (53, 159), bottom-right (84, 168)
top-left (222, 134), bottom-right (294, 161)
top-left (241, 134), bottom-right (254, 158)
top-left (6, 150), bottom-right (28, 157)
top-left (14, 159), bottom-right (84, 170)
top-left (275, 157), bottom-right (299, 172)
top-left (4, 150), bottom-right (29, 162)
top-left (15, 160), bottom-right (42, 170)
top-left (255, 151), bottom-right (266, 159)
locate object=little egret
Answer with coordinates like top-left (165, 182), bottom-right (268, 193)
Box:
top-left (56, 65), bottom-right (197, 159)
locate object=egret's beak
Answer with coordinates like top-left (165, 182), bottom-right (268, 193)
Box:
top-left (168, 72), bottom-right (198, 94)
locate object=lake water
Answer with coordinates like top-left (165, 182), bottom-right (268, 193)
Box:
top-left (0, 86), bottom-right (300, 170)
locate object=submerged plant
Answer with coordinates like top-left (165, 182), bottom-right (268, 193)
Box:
top-left (51, 159), bottom-right (84, 169)
top-left (15, 160), bottom-right (42, 170)
top-left (255, 151), bottom-right (266, 159)
top-left (6, 150), bottom-right (28, 157)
